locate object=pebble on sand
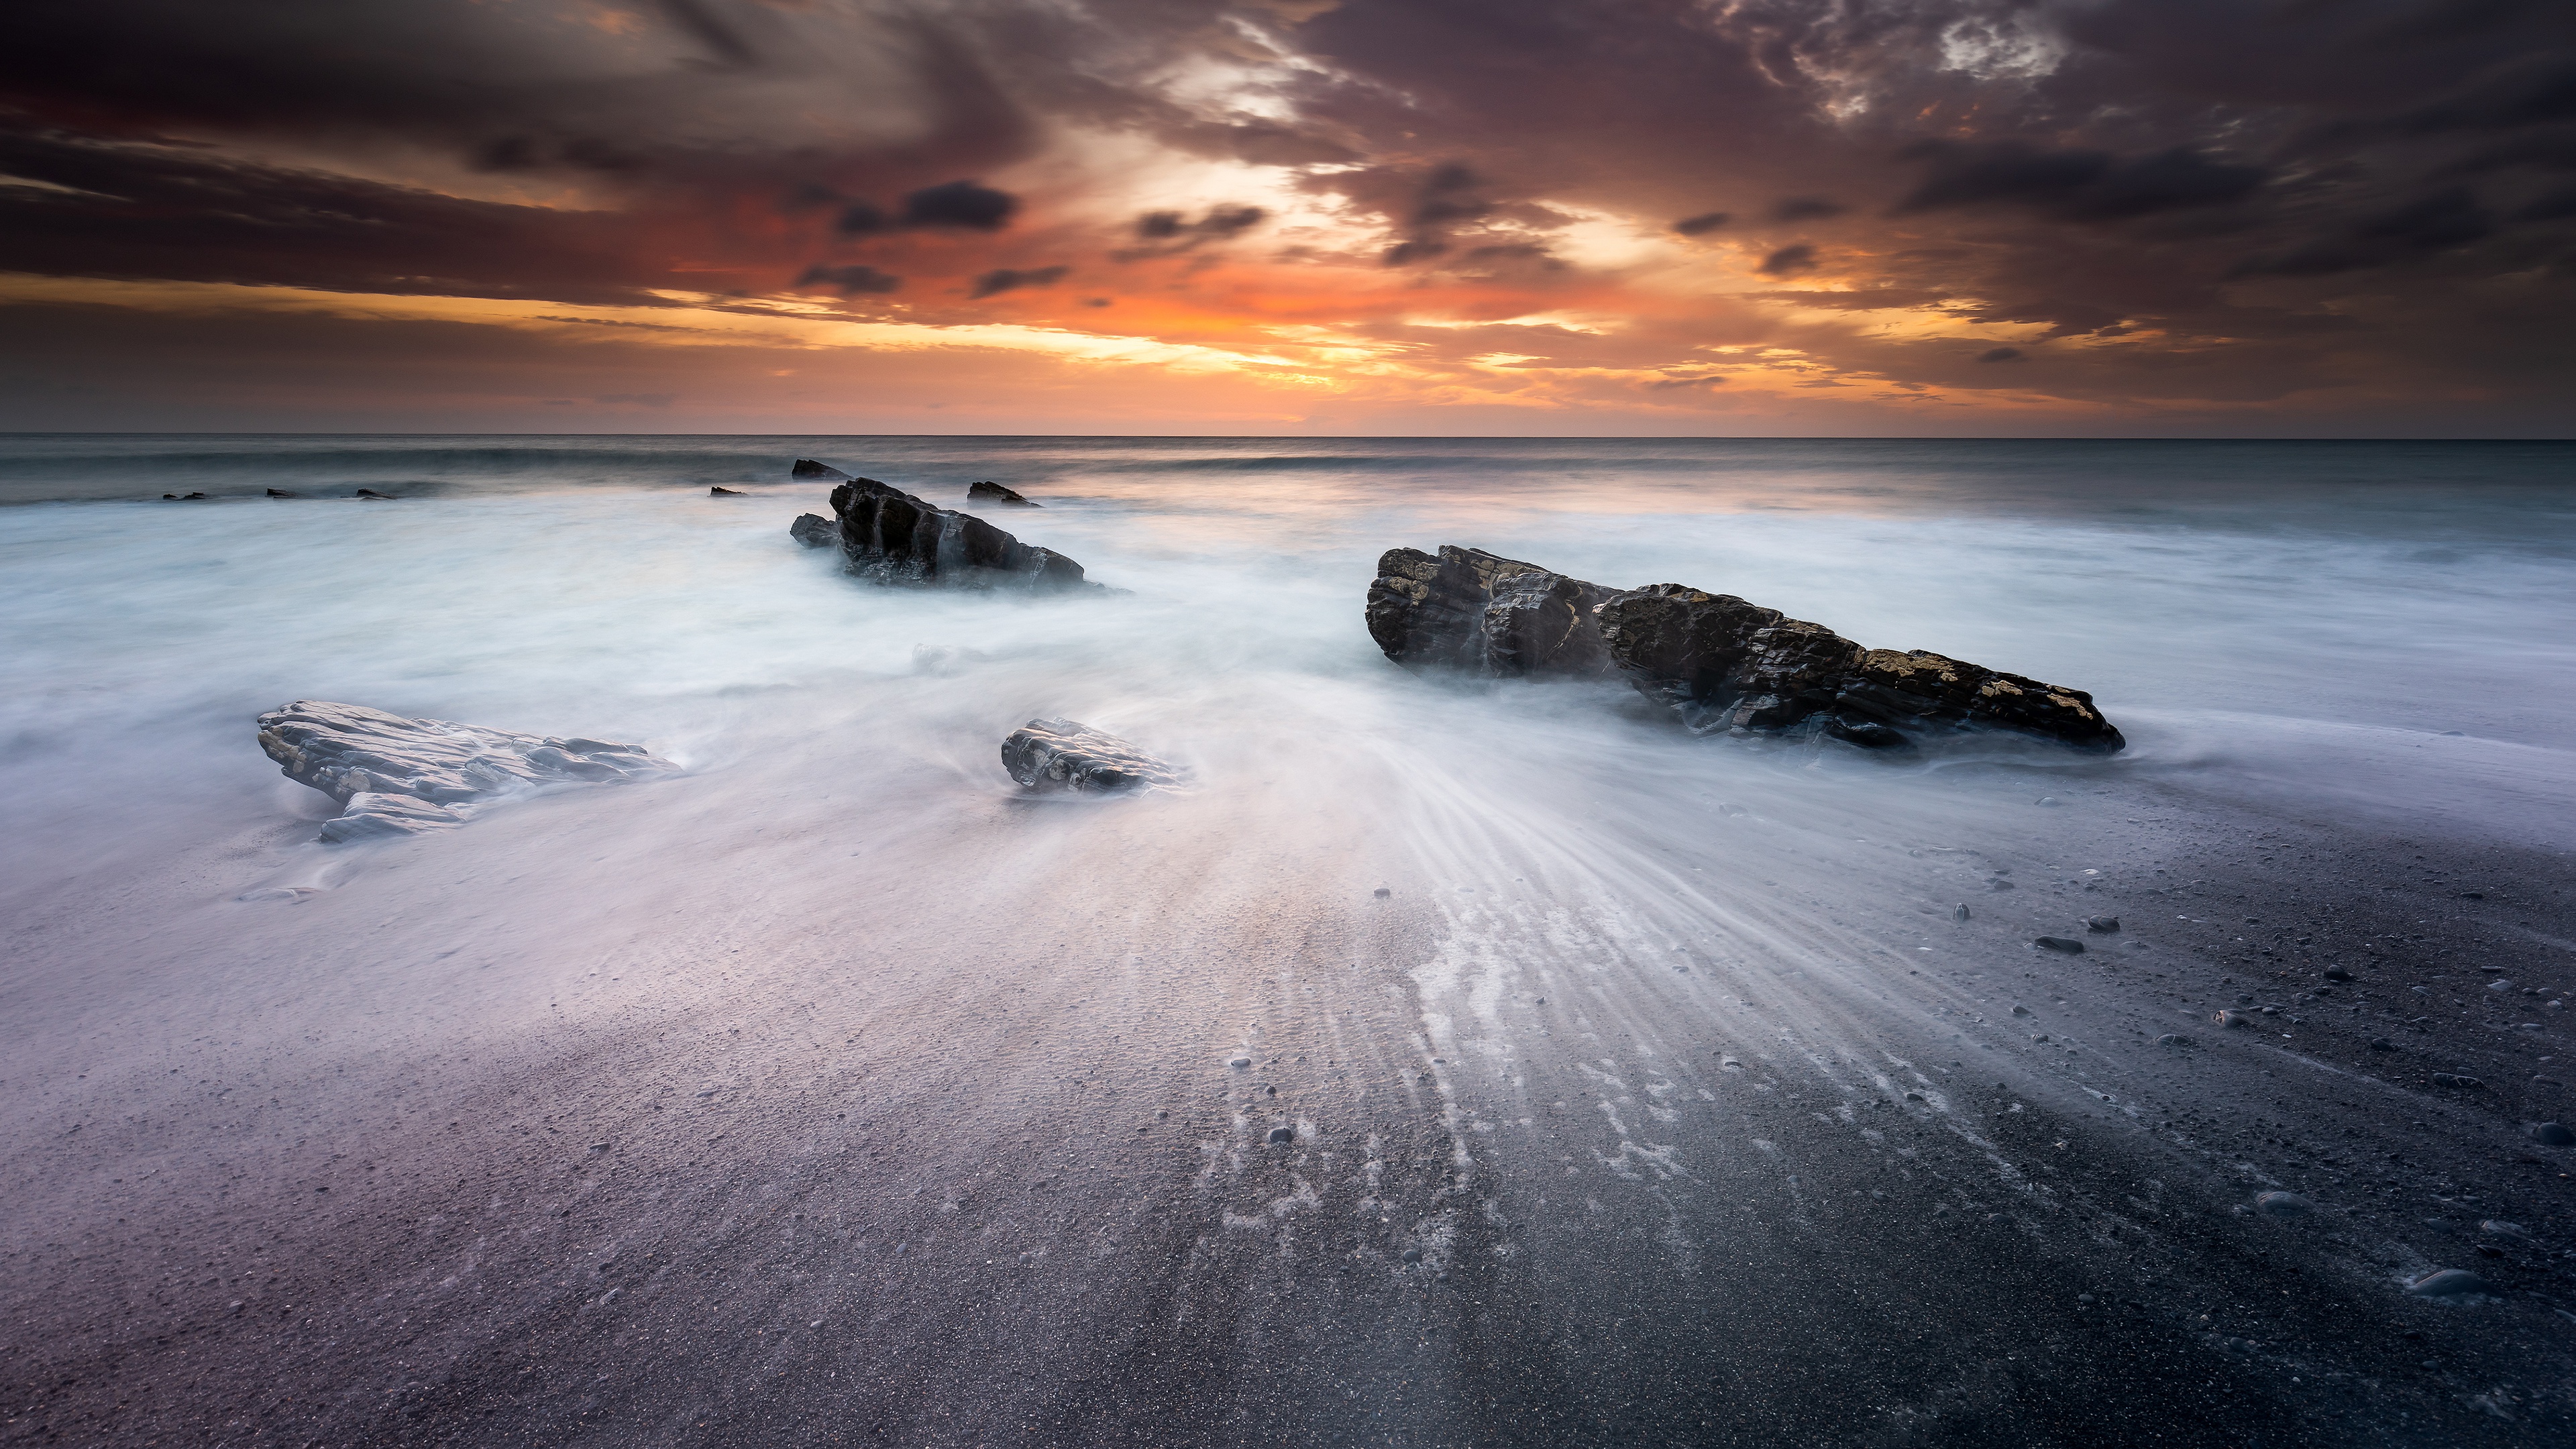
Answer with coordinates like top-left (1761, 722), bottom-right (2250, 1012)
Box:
top-left (2254, 1191), bottom-right (2313, 1218)
top-left (2085, 916), bottom-right (2120, 933)
top-left (2214, 1010), bottom-right (2253, 1028)
top-left (2405, 1269), bottom-right (2491, 1297)
top-left (1374, 887), bottom-right (1391, 898)
top-left (1266, 1126), bottom-right (1295, 1145)
top-left (2530, 1122), bottom-right (2575, 1147)
top-left (2479, 1220), bottom-right (2532, 1241)
top-left (2367, 1036), bottom-right (2395, 1051)
top-left (1229, 1057), bottom-right (1252, 1069)
top-left (2324, 967), bottom-right (2355, 981)
top-left (2034, 936), bottom-right (2086, 955)
top-left (2156, 1033), bottom-right (2196, 1047)
top-left (1952, 903), bottom-right (1972, 922)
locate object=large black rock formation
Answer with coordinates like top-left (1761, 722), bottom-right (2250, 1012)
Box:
top-left (815, 478), bottom-right (1093, 591)
top-left (1366, 545), bottom-right (2123, 751)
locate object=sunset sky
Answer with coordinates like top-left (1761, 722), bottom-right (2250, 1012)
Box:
top-left (4, 0), bottom-right (2573, 435)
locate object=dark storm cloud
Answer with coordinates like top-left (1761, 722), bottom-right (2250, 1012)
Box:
top-left (798, 264), bottom-right (904, 296)
top-left (1976, 347), bottom-right (2024, 363)
top-left (1673, 212), bottom-right (1731, 236)
top-left (969, 265), bottom-right (1068, 299)
top-left (1773, 196), bottom-right (1846, 222)
top-left (1758, 244), bottom-right (1819, 276)
top-left (1895, 143), bottom-right (2268, 222)
top-left (902, 181), bottom-right (1020, 231)
top-left (1120, 205), bottom-right (1266, 257)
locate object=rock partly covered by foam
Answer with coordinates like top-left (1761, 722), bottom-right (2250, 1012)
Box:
top-left (967, 481), bottom-right (1040, 507)
top-left (1364, 544), bottom-right (2123, 752)
top-left (792, 459), bottom-right (850, 480)
top-left (257, 700), bottom-right (676, 843)
top-left (1001, 718), bottom-right (1183, 793)
top-left (828, 477), bottom-right (1093, 591)
top-left (790, 513), bottom-right (839, 549)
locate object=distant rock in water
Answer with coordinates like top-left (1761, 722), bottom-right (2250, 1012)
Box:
top-left (828, 477), bottom-right (1094, 591)
top-left (266, 488), bottom-right (299, 498)
top-left (1364, 544), bottom-right (2123, 752)
top-left (710, 486), bottom-right (746, 496)
top-left (967, 481), bottom-right (1040, 507)
top-left (792, 459), bottom-right (851, 480)
top-left (256, 700), bottom-right (677, 843)
top-left (1001, 718), bottom-right (1183, 794)
top-left (790, 514), bottom-right (839, 549)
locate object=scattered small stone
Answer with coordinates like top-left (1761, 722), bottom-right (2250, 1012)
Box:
top-left (1229, 1057), bottom-right (1251, 1069)
top-left (2156, 1033), bottom-right (2196, 1047)
top-left (2479, 1220), bottom-right (2532, 1241)
top-left (2530, 1122), bottom-right (2575, 1147)
top-left (2457, 890), bottom-right (2484, 900)
top-left (2368, 1036), bottom-right (2395, 1051)
top-left (1952, 903), bottom-right (1972, 922)
top-left (2405, 1269), bottom-right (2491, 1297)
top-left (1374, 887), bottom-right (1391, 898)
top-left (1266, 1126), bottom-right (1294, 1145)
top-left (2324, 967), bottom-right (2355, 982)
top-left (1988, 879), bottom-right (2017, 891)
top-left (1401, 1248), bottom-right (1421, 1263)
top-left (2036, 796), bottom-right (2060, 806)
top-left (1904, 1091), bottom-right (1925, 1102)
top-left (2086, 916), bottom-right (2120, 933)
top-left (709, 486), bottom-right (746, 496)
top-left (588, 1142), bottom-right (608, 1153)
top-left (1986, 1212), bottom-right (2007, 1224)
top-left (1532, 997), bottom-right (1545, 1006)
top-left (2034, 936), bottom-right (2085, 955)
top-left (2430, 1073), bottom-right (2485, 1089)
top-left (2214, 1010), bottom-right (2252, 1028)
top-left (2011, 1004), bottom-right (2033, 1016)
top-left (1719, 1055), bottom-right (1742, 1070)
top-left (2254, 1191), bottom-right (2313, 1218)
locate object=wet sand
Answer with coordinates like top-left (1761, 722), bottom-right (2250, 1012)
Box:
top-left (5, 728), bottom-right (2571, 1447)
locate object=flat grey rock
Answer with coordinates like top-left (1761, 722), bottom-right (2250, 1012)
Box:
top-left (1000, 718), bottom-right (1183, 794)
top-left (2405, 1269), bottom-right (2490, 1297)
top-left (258, 700), bottom-right (676, 843)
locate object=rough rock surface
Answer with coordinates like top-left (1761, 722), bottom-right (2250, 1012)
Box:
top-left (967, 481), bottom-right (1040, 506)
top-left (1365, 546), bottom-right (1621, 678)
top-left (1366, 545), bottom-right (2123, 751)
top-left (1000, 718), bottom-right (1183, 794)
top-left (790, 514), bottom-right (839, 549)
top-left (830, 478), bottom-right (1093, 591)
top-left (792, 459), bottom-right (850, 480)
top-left (257, 701), bottom-right (677, 843)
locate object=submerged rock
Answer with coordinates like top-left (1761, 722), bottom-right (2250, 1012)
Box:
top-left (257, 700), bottom-right (676, 843)
top-left (792, 459), bottom-right (851, 480)
top-left (967, 481), bottom-right (1040, 507)
top-left (1364, 545), bottom-right (2123, 751)
top-left (829, 478), bottom-right (1093, 591)
top-left (1000, 718), bottom-right (1183, 794)
top-left (790, 513), bottom-right (839, 549)
top-left (266, 488), bottom-right (299, 498)
top-left (710, 486), bottom-right (746, 496)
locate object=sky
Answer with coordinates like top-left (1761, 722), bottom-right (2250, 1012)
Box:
top-left (2, 0), bottom-right (2573, 435)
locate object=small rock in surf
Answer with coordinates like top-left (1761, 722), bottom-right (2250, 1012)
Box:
top-left (789, 513), bottom-right (838, 548)
top-left (967, 481), bottom-right (1040, 506)
top-left (792, 459), bottom-right (851, 480)
top-left (257, 700), bottom-right (676, 844)
top-left (710, 486), bottom-right (746, 496)
top-left (2034, 936), bottom-right (2086, 955)
top-left (2086, 916), bottom-right (2120, 933)
top-left (1001, 718), bottom-right (1183, 794)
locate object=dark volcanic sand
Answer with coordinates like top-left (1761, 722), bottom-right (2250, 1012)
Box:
top-left (5, 753), bottom-right (2571, 1448)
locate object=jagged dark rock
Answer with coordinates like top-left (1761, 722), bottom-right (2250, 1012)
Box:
top-left (792, 459), bottom-right (851, 480)
top-left (1365, 545), bottom-right (2123, 752)
top-left (828, 478), bottom-right (1093, 591)
top-left (257, 700), bottom-right (677, 844)
top-left (266, 488), bottom-right (299, 498)
top-left (1000, 718), bottom-right (1183, 793)
top-left (967, 481), bottom-right (1040, 507)
top-left (710, 486), bottom-right (746, 496)
top-left (1366, 547), bottom-right (1621, 677)
top-left (790, 514), bottom-right (839, 549)
top-left (354, 488), bottom-right (395, 500)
